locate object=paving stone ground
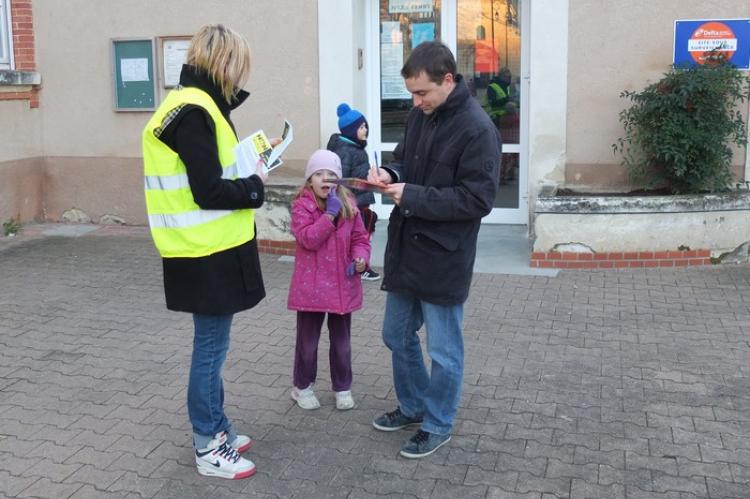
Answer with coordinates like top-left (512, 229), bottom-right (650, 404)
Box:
top-left (1, 225), bottom-right (750, 498)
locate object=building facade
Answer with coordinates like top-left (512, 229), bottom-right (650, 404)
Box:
top-left (1, 1), bottom-right (748, 258)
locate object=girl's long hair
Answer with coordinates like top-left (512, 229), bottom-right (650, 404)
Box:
top-left (295, 184), bottom-right (357, 219)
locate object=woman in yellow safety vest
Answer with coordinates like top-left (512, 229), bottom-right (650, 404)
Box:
top-left (485, 67), bottom-right (516, 125)
top-left (142, 24), bottom-right (270, 480)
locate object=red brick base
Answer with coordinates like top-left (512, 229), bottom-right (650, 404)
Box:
top-left (531, 250), bottom-right (713, 269)
top-left (258, 239), bottom-right (296, 256)
top-left (258, 242), bottom-right (716, 267)
top-left (0, 89), bottom-right (39, 108)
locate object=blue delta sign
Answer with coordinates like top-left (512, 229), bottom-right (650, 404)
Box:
top-left (674, 19), bottom-right (750, 70)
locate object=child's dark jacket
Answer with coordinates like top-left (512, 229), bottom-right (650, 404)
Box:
top-left (326, 134), bottom-right (375, 206)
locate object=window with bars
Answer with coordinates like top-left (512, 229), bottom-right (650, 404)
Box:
top-left (0, 0), bottom-right (11, 68)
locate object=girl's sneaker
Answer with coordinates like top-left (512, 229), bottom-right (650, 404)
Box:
top-left (335, 390), bottom-right (355, 410)
top-left (195, 432), bottom-right (256, 480)
top-left (291, 385), bottom-right (320, 410)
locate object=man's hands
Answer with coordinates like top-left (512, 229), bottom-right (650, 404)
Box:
top-left (382, 183), bottom-right (405, 205)
top-left (368, 165), bottom-right (392, 185)
top-left (368, 165), bottom-right (404, 205)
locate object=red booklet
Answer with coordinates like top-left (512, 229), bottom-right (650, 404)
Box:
top-left (334, 178), bottom-right (389, 193)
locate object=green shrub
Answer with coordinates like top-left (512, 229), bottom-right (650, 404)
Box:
top-left (3, 218), bottom-right (20, 237)
top-left (613, 57), bottom-right (749, 193)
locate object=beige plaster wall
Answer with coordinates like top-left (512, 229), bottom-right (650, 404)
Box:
top-left (566, 0), bottom-right (748, 189)
top-left (0, 99), bottom-right (43, 224)
top-left (534, 211), bottom-right (750, 255)
top-left (0, 155), bottom-right (147, 226)
top-left (0, 157), bottom-right (44, 223)
top-left (5, 1), bottom-right (317, 226)
top-left (0, 100), bottom-right (41, 163)
top-left (43, 157), bottom-right (147, 225)
top-left (34, 0), bottom-right (320, 161)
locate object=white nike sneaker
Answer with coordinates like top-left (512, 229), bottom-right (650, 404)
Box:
top-left (195, 431), bottom-right (256, 479)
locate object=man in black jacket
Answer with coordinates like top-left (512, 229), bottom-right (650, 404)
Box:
top-left (369, 41), bottom-right (501, 458)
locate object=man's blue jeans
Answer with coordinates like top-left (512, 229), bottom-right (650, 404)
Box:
top-left (381, 291), bottom-right (464, 436)
top-left (188, 313), bottom-right (237, 450)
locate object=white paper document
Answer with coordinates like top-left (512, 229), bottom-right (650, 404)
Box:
top-left (235, 120), bottom-right (294, 176)
top-left (120, 58), bottom-right (149, 82)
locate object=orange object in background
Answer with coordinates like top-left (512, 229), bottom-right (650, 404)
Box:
top-left (688, 21), bottom-right (737, 64)
top-left (474, 40), bottom-right (500, 74)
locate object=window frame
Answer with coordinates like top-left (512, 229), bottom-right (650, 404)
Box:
top-left (0, 0), bottom-right (13, 69)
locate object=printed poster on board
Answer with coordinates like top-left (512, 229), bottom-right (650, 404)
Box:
top-left (381, 43), bottom-right (410, 99)
top-left (411, 23), bottom-right (435, 48)
top-left (381, 21), bottom-right (410, 99)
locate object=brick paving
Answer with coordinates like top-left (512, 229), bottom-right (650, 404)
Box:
top-left (1, 225), bottom-right (750, 498)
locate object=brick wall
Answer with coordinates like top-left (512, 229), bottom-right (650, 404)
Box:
top-left (530, 250), bottom-right (713, 269)
top-left (0, 0), bottom-right (38, 107)
top-left (258, 239), bottom-right (296, 256)
top-left (264, 246), bottom-right (716, 267)
top-left (10, 0), bottom-right (33, 70)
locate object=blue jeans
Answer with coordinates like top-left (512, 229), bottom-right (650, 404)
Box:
top-left (188, 313), bottom-right (237, 449)
top-left (381, 291), bottom-right (464, 435)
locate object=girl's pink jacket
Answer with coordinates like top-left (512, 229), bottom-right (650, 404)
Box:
top-left (287, 188), bottom-right (371, 314)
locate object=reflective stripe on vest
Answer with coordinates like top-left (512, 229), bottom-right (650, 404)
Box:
top-left (144, 160), bottom-right (251, 191)
top-left (142, 87), bottom-right (255, 258)
top-left (148, 209), bottom-right (233, 229)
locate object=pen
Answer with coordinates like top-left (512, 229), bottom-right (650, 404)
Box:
top-left (374, 151), bottom-right (379, 167)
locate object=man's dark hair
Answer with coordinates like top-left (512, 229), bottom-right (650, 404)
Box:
top-left (401, 41), bottom-right (457, 84)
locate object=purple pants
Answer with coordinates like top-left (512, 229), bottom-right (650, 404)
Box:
top-left (293, 311), bottom-right (352, 392)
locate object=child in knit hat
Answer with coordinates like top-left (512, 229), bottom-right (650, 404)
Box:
top-left (326, 103), bottom-right (380, 281)
top-left (287, 149), bottom-right (371, 411)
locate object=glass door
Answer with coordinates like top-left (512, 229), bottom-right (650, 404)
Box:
top-left (367, 0), bottom-right (528, 224)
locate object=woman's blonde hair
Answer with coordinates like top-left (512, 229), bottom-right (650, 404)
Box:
top-left (295, 184), bottom-right (357, 220)
top-left (186, 24), bottom-right (251, 103)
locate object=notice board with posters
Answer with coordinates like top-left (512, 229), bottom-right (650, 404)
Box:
top-left (111, 38), bottom-right (156, 111)
top-left (674, 19), bottom-right (750, 70)
top-left (159, 36), bottom-right (190, 88)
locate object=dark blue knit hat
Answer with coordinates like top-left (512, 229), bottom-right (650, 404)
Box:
top-left (337, 103), bottom-right (367, 141)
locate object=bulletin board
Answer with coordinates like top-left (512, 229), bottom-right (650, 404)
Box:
top-left (158, 36), bottom-right (191, 89)
top-left (111, 38), bottom-right (156, 111)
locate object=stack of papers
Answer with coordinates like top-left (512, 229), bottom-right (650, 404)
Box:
top-left (235, 119), bottom-right (293, 176)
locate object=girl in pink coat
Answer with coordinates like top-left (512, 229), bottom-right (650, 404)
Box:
top-left (288, 150), bottom-right (371, 411)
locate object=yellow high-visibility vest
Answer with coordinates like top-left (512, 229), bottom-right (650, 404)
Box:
top-left (486, 82), bottom-right (511, 119)
top-left (142, 87), bottom-right (255, 258)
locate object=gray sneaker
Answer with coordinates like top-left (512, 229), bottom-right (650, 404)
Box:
top-left (399, 429), bottom-right (451, 459)
top-left (372, 407), bottom-right (423, 432)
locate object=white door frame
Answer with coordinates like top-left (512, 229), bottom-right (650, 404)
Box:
top-left (365, 0), bottom-right (529, 225)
